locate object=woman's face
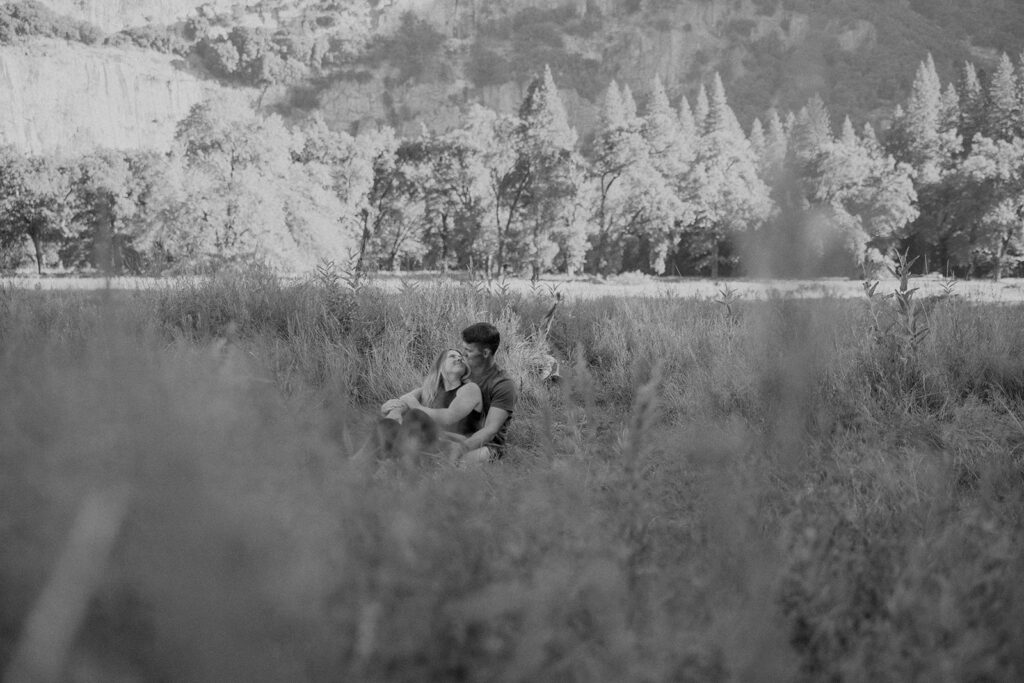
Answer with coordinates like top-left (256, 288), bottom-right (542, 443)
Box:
top-left (442, 349), bottom-right (467, 376)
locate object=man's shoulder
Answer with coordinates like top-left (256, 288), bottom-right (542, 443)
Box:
top-left (481, 365), bottom-right (514, 387)
top-left (477, 365), bottom-right (517, 402)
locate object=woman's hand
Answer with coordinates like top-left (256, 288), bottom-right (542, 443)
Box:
top-left (401, 395), bottom-right (423, 409)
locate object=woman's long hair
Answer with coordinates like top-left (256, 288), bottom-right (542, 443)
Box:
top-left (420, 349), bottom-right (469, 408)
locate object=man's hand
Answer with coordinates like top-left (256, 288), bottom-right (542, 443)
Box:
top-left (381, 399), bottom-right (407, 416)
top-left (401, 395), bottom-right (423, 409)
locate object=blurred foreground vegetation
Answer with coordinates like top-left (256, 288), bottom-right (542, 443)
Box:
top-left (2, 269), bottom-right (1024, 681)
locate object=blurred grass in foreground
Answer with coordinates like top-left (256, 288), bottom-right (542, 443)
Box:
top-left (1, 269), bottom-right (1023, 682)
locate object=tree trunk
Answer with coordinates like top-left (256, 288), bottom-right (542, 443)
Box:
top-left (355, 209), bottom-right (371, 275)
top-left (711, 241), bottom-right (720, 280)
top-left (440, 213), bottom-right (449, 273)
top-left (29, 230), bottom-right (43, 275)
top-left (994, 228), bottom-right (1015, 282)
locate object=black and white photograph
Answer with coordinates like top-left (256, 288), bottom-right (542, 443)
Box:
top-left (2, 0), bottom-right (1024, 680)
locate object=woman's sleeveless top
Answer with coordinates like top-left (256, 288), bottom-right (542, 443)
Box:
top-left (431, 385), bottom-right (483, 437)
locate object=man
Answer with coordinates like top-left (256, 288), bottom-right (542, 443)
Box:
top-left (454, 322), bottom-right (517, 464)
top-left (401, 322), bottom-right (516, 465)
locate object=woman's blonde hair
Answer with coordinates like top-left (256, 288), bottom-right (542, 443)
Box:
top-left (420, 348), bottom-right (469, 408)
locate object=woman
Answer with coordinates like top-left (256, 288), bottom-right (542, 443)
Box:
top-left (381, 348), bottom-right (483, 438)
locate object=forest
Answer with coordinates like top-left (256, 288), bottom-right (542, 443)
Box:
top-left (2, 50), bottom-right (1024, 280)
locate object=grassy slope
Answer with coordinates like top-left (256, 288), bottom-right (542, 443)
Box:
top-left (1, 269), bottom-right (1024, 680)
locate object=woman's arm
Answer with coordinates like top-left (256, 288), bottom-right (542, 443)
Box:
top-left (381, 388), bottom-right (422, 416)
top-left (406, 383), bottom-right (482, 427)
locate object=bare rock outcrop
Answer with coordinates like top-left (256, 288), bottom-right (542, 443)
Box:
top-left (0, 40), bottom-right (239, 153)
top-left (35, 0), bottom-right (237, 31)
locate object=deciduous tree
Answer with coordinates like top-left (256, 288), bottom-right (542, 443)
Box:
top-left (0, 149), bottom-right (71, 273)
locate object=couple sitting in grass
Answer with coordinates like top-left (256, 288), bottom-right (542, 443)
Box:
top-left (380, 322), bottom-right (517, 465)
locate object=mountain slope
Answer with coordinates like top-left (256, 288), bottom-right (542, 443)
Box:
top-left (3, 0), bottom-right (1023, 152)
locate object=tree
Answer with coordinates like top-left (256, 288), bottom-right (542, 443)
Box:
top-left (891, 54), bottom-right (961, 185)
top-left (885, 56), bottom-right (962, 271)
top-left (162, 96), bottom-right (347, 272)
top-left (693, 84), bottom-right (710, 135)
top-left (62, 150), bottom-right (166, 274)
top-left (958, 61), bottom-right (987, 153)
top-left (986, 53), bottom-right (1022, 140)
top-left (748, 118), bottom-right (766, 163)
top-left (959, 135), bottom-right (1024, 280)
top-left (687, 74), bottom-right (771, 278)
top-left (517, 66), bottom-right (582, 280)
top-left (462, 104), bottom-right (523, 276)
top-left (758, 109), bottom-right (788, 181)
top-left (0, 149), bottom-right (71, 273)
top-left (642, 75), bottom-right (693, 183)
top-left (804, 120), bottom-right (918, 273)
top-left (402, 129), bottom-right (489, 272)
top-left (789, 95), bottom-right (833, 168)
top-left (295, 113), bottom-right (375, 268)
top-left (587, 80), bottom-right (647, 274)
top-left (342, 126), bottom-right (411, 273)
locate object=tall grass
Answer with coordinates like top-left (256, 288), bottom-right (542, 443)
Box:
top-left (1, 271), bottom-right (1023, 681)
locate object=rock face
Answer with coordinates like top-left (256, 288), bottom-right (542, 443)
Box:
top-left (36, 0), bottom-right (236, 32)
top-left (0, 40), bottom-right (236, 153)
top-left (35, 0), bottom-right (607, 33)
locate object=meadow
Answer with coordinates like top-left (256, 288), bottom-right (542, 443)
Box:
top-left (2, 267), bottom-right (1024, 682)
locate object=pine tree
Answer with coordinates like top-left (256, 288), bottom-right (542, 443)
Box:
top-left (707, 73), bottom-right (744, 139)
top-left (678, 95), bottom-right (697, 141)
top-left (689, 76), bottom-right (771, 278)
top-left (761, 108), bottom-right (788, 180)
top-left (941, 82), bottom-right (961, 135)
top-left (600, 80), bottom-right (627, 131)
top-left (839, 116), bottom-right (857, 147)
top-left (693, 83), bottom-right (710, 135)
top-left (676, 94), bottom-right (700, 174)
top-left (588, 80), bottom-right (648, 273)
top-left (894, 54), bottom-right (960, 184)
top-left (517, 66), bottom-right (582, 280)
top-left (987, 53), bottom-right (1021, 140)
top-left (861, 122), bottom-right (881, 154)
top-left (588, 78), bottom-right (689, 274)
top-left (748, 117), bottom-right (766, 163)
top-left (789, 95), bottom-right (832, 167)
top-left (958, 61), bottom-right (987, 151)
top-left (642, 74), bottom-right (691, 184)
top-left (621, 84), bottom-right (639, 124)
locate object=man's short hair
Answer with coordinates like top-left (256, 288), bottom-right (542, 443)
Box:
top-left (462, 322), bottom-right (500, 355)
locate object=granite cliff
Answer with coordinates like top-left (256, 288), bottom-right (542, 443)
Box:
top-left (0, 39), bottom-right (238, 153)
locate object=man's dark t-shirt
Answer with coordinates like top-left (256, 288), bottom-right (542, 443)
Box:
top-left (432, 385), bottom-right (483, 437)
top-left (472, 364), bottom-right (517, 449)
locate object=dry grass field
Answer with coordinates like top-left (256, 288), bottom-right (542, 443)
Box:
top-left (6, 271), bottom-right (1024, 303)
top-left (2, 267), bottom-right (1023, 682)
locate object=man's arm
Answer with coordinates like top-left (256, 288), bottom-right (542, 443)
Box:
top-left (404, 384), bottom-right (481, 427)
top-left (461, 406), bottom-right (510, 452)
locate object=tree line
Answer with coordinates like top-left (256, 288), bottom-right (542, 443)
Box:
top-left (2, 52), bottom-right (1024, 279)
